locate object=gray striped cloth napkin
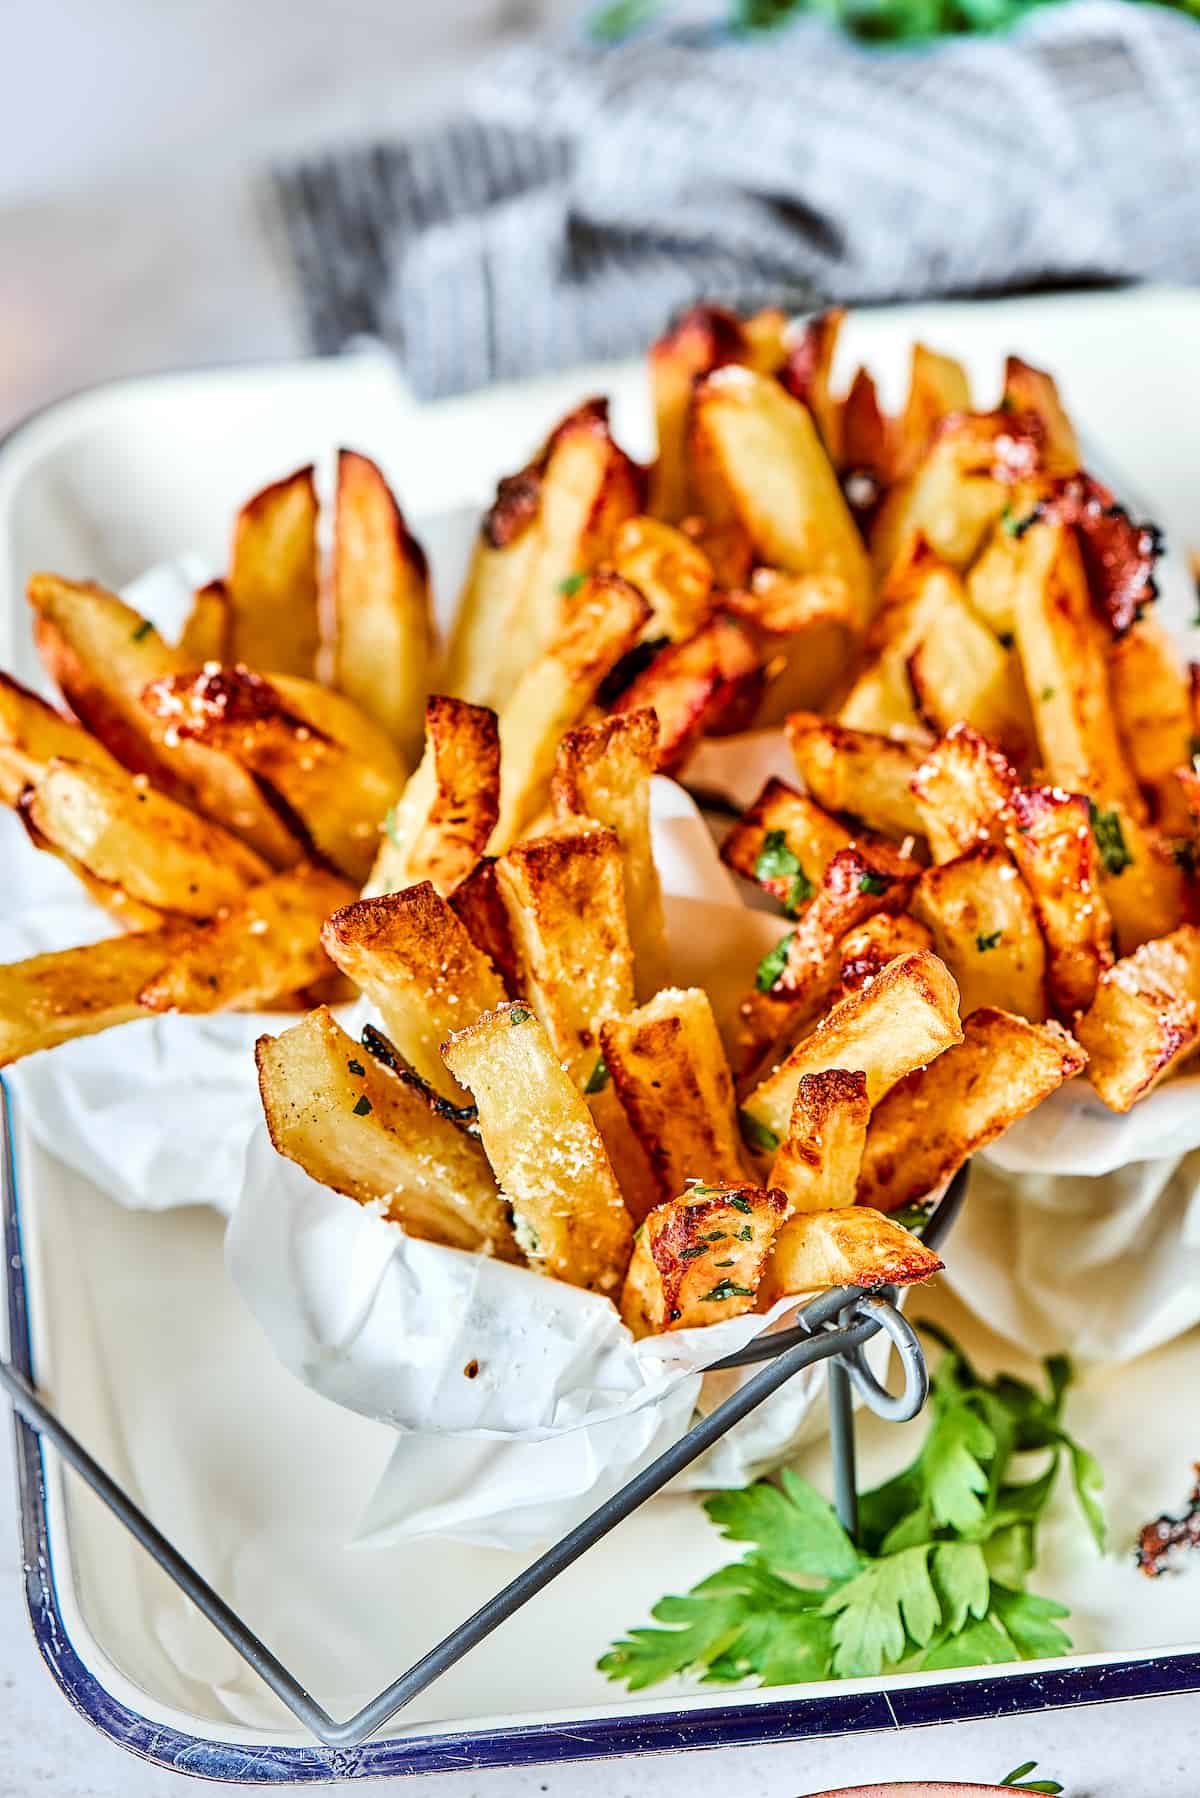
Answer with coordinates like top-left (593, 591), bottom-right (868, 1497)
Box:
top-left (272, 0), bottom-right (1200, 398)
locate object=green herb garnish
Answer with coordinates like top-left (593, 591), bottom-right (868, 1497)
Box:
top-left (726, 1193), bottom-right (753, 1214)
top-left (975, 930), bottom-right (1003, 952)
top-left (585, 1055), bottom-right (610, 1094)
top-left (736, 1225), bottom-right (754, 1241)
top-left (347, 1059), bottom-right (365, 1076)
top-left (1089, 801), bottom-right (1133, 876)
top-left (858, 872), bottom-right (888, 896)
top-left (559, 571), bottom-right (588, 597)
top-left (753, 831), bottom-right (814, 912)
top-left (130, 619), bottom-right (154, 642)
top-left (1000, 1764), bottom-right (1064, 1794)
top-left (755, 931), bottom-right (794, 993)
top-left (1000, 505), bottom-right (1019, 538)
top-left (702, 1279), bottom-right (755, 1303)
top-left (890, 1200), bottom-right (935, 1233)
top-left (1039, 685), bottom-right (1055, 702)
top-left (738, 1110), bottom-right (780, 1156)
top-left (599, 1325), bottom-right (1103, 1692)
top-left (508, 1005), bottom-right (533, 1025)
top-left (383, 804), bottom-right (402, 845)
top-left (352, 1095), bottom-right (372, 1116)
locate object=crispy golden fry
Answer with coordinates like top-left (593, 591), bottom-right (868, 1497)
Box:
top-left (742, 306), bottom-right (792, 376)
top-left (787, 712), bottom-right (928, 840)
top-left (1004, 785), bottom-right (1112, 1017)
top-left (321, 882), bottom-right (505, 1102)
top-left (1009, 520), bottom-right (1143, 816)
top-left (366, 697), bottom-right (499, 898)
top-left (678, 514), bottom-right (754, 590)
top-left (893, 342), bottom-right (972, 477)
top-left (689, 366), bottom-right (872, 632)
top-left (177, 579), bottom-right (230, 664)
top-left (744, 949), bottom-right (964, 1143)
top-left (443, 1002), bottom-right (633, 1292)
top-left (1093, 807), bottom-right (1186, 955)
top-left (720, 777), bottom-right (854, 911)
top-left (601, 987), bottom-right (747, 1209)
top-left (872, 411), bottom-right (1036, 584)
top-left (620, 1180), bottom-right (786, 1337)
top-left (1107, 614), bottom-right (1193, 828)
top-left (226, 465), bottom-right (320, 678)
top-left (911, 846), bottom-right (1047, 1020)
top-left (648, 305), bottom-right (750, 521)
top-left (24, 758), bottom-right (269, 918)
top-left (741, 949), bottom-right (962, 1149)
top-left (779, 309), bottom-right (845, 463)
top-left (0, 670), bottom-right (123, 804)
top-left (724, 570), bottom-right (859, 724)
top-left (138, 864), bottom-right (353, 1014)
top-left (609, 516), bottom-right (714, 643)
top-left (256, 1006), bottom-right (513, 1256)
top-left (965, 525), bottom-right (1023, 639)
top-left (552, 708), bottom-right (668, 1000)
top-left (13, 801), bottom-right (169, 931)
top-left (332, 449), bottom-right (434, 765)
top-left (839, 365), bottom-right (891, 493)
top-left (448, 858), bottom-right (523, 997)
top-left (612, 613), bottom-right (763, 773)
top-left (496, 823), bottom-right (634, 1087)
top-left (27, 574), bottom-right (303, 865)
top-left (834, 911), bottom-right (934, 998)
top-left (761, 1206), bottom-right (943, 1304)
top-left (838, 546), bottom-right (964, 736)
top-left (911, 723), bottom-right (1016, 865)
top-left (907, 596), bottom-right (1034, 765)
top-left (768, 1067), bottom-right (869, 1214)
top-left (1074, 926), bottom-right (1200, 1111)
top-left (1002, 356), bottom-right (1079, 473)
top-left (858, 1008), bottom-right (1087, 1213)
top-left (0, 929), bottom-right (182, 1066)
top-left (143, 666), bottom-right (405, 883)
top-left (442, 471), bottom-right (545, 707)
top-left (491, 573), bottom-right (651, 850)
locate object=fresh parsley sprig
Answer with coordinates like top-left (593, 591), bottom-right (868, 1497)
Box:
top-left (599, 1325), bottom-right (1103, 1690)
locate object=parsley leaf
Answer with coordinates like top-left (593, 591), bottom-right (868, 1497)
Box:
top-left (130, 618), bottom-right (154, 642)
top-left (508, 1005), bottom-right (533, 1025)
top-left (1089, 800), bottom-right (1133, 876)
top-left (352, 1094), bottom-right (372, 1116)
top-left (558, 571), bottom-right (588, 596)
top-left (858, 871), bottom-right (889, 895)
top-left (755, 931), bottom-right (794, 992)
top-left (1001, 1762), bottom-right (1064, 1793)
top-left (706, 1469), bottom-right (862, 1580)
top-left (738, 1108), bottom-right (779, 1156)
top-left (347, 1059), bottom-right (365, 1076)
top-left (701, 1279), bottom-right (755, 1303)
top-left (821, 1544), bottom-right (940, 1677)
top-left (753, 831), bottom-right (814, 911)
top-left (976, 929), bottom-right (1003, 952)
top-left (585, 1055), bottom-right (610, 1094)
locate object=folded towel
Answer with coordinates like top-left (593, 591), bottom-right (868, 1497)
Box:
top-left (272, 0), bottom-right (1200, 397)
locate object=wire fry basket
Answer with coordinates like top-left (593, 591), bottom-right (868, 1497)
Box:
top-left (0, 1087), bottom-right (967, 1750)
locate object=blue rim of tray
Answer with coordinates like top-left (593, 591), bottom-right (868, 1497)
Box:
top-left (6, 1081), bottom-right (1200, 1783)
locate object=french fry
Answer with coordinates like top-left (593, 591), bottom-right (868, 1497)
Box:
top-left (620, 1180), bottom-right (786, 1337)
top-left (27, 574), bottom-right (303, 865)
top-left (177, 579), bottom-right (230, 664)
top-left (443, 1002), bottom-right (633, 1292)
top-left (552, 708), bottom-right (668, 999)
top-left (332, 449), bottom-right (435, 766)
top-left (787, 712), bottom-right (928, 840)
top-left (1107, 613), bottom-right (1193, 829)
top-left (760, 1207), bottom-right (943, 1305)
top-left (1004, 785), bottom-right (1112, 1017)
top-left (256, 1006), bottom-right (514, 1256)
top-left (23, 758), bottom-right (269, 918)
top-left (723, 569), bottom-right (860, 724)
top-left (143, 666), bottom-right (405, 883)
top-left (138, 864), bottom-right (354, 1013)
top-left (442, 468), bottom-right (544, 706)
top-left (911, 723), bottom-right (1016, 865)
top-left (893, 342), bottom-right (972, 477)
top-left (837, 546), bottom-right (964, 736)
top-left (768, 1068), bottom-right (869, 1214)
top-left (13, 802), bottom-right (169, 932)
top-left (906, 596), bottom-right (1034, 765)
top-left (779, 308), bottom-right (845, 464)
top-left (1074, 925), bottom-right (1200, 1111)
top-left (1009, 519), bottom-right (1143, 816)
top-left (226, 465), bottom-right (320, 678)
top-left (648, 304), bottom-right (749, 521)
top-left (321, 883), bottom-right (505, 1102)
top-left (834, 911), bottom-right (934, 998)
top-left (910, 846), bottom-right (1047, 1020)
top-left (839, 366), bottom-right (892, 500)
top-left (609, 516), bottom-right (714, 643)
top-left (689, 365), bottom-right (872, 633)
top-left (611, 613), bottom-right (763, 773)
top-left (741, 949), bottom-right (962, 1150)
top-left (857, 1008), bottom-right (1087, 1213)
top-left (1091, 806), bottom-right (1186, 955)
top-left (1002, 356), bottom-right (1079, 473)
top-left (496, 823), bottom-right (634, 1087)
top-left (678, 514), bottom-right (754, 590)
top-left (720, 777), bottom-right (854, 912)
top-left (365, 696), bottom-right (499, 898)
top-left (0, 670), bottom-right (123, 804)
top-left (0, 929), bottom-right (182, 1066)
top-left (601, 987), bottom-right (748, 1208)
top-left (965, 525), bottom-right (1023, 639)
top-left (447, 858), bottom-right (523, 997)
top-left (741, 306), bottom-right (792, 376)
top-left (872, 411), bottom-right (1037, 585)
top-left (490, 572), bottom-right (651, 850)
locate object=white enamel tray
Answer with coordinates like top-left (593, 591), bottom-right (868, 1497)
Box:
top-left (4, 290), bottom-right (1200, 1781)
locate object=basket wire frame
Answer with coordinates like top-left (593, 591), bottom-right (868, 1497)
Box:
top-left (0, 1104), bottom-right (967, 1750)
